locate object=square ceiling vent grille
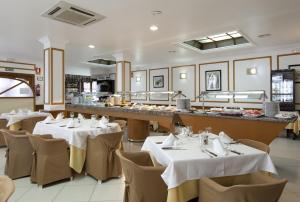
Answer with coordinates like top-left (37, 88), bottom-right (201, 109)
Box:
top-left (42, 1), bottom-right (105, 27)
top-left (178, 31), bottom-right (252, 53)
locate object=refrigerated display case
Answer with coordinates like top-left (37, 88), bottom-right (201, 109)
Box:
top-left (271, 69), bottom-right (295, 111)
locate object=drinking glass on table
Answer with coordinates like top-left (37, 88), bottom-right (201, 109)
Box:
top-left (91, 115), bottom-right (96, 128)
top-left (70, 112), bottom-right (75, 119)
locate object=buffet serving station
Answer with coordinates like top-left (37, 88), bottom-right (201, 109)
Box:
top-left (66, 90), bottom-right (296, 144)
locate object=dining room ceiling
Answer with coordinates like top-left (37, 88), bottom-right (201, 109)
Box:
top-left (0, 0), bottom-right (300, 70)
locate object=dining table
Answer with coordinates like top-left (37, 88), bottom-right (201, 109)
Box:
top-left (0, 111), bottom-right (49, 130)
top-left (142, 134), bottom-right (277, 202)
top-left (33, 118), bottom-right (121, 173)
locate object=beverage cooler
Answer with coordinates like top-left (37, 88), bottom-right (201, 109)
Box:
top-left (271, 69), bottom-right (295, 111)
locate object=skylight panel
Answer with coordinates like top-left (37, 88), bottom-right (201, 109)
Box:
top-left (213, 35), bottom-right (231, 41)
top-left (199, 38), bottom-right (213, 43)
top-left (180, 30), bottom-right (251, 53)
top-left (230, 33), bottom-right (242, 38)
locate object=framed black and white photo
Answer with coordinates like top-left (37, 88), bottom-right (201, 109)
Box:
top-left (289, 64), bottom-right (300, 82)
top-left (205, 70), bottom-right (221, 91)
top-left (153, 75), bottom-right (164, 88)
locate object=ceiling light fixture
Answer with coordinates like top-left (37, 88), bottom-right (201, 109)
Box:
top-left (149, 10), bottom-right (161, 32)
top-left (150, 25), bottom-right (158, 31)
top-left (88, 45), bottom-right (95, 49)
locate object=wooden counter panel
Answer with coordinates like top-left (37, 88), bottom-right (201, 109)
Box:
top-left (178, 114), bottom-right (288, 145)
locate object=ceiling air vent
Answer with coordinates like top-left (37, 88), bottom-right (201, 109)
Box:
top-left (88, 59), bottom-right (116, 66)
top-left (42, 1), bottom-right (105, 27)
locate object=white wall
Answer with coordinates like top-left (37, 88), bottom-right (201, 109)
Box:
top-left (65, 65), bottom-right (91, 76)
top-left (131, 46), bottom-right (300, 109)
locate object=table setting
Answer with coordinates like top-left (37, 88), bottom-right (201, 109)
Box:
top-left (0, 108), bottom-right (49, 128)
top-left (142, 127), bottom-right (277, 202)
top-left (33, 113), bottom-right (122, 173)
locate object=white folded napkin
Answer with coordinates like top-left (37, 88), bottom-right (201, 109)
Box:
top-left (212, 138), bottom-right (228, 156)
top-left (56, 113), bottom-right (64, 121)
top-left (219, 131), bottom-right (234, 144)
top-left (161, 133), bottom-right (177, 147)
top-left (100, 116), bottom-right (109, 125)
top-left (43, 114), bottom-right (54, 123)
top-left (78, 113), bottom-right (85, 121)
top-left (10, 109), bottom-right (16, 114)
top-left (18, 109), bottom-right (24, 114)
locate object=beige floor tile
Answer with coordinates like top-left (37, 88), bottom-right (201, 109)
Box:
top-left (89, 184), bottom-right (124, 201)
top-left (65, 174), bottom-right (97, 186)
top-left (18, 183), bottom-right (65, 202)
top-left (53, 185), bottom-right (95, 202)
top-left (8, 186), bottom-right (31, 202)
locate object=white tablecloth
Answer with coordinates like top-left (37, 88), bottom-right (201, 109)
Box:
top-left (33, 119), bottom-right (121, 150)
top-left (0, 112), bottom-right (49, 127)
top-left (142, 135), bottom-right (277, 189)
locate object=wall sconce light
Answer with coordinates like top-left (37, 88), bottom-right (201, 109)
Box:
top-left (247, 67), bottom-right (257, 75)
top-left (180, 73), bottom-right (187, 79)
top-left (136, 76), bottom-right (141, 82)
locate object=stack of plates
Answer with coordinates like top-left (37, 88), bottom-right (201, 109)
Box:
top-left (263, 102), bottom-right (280, 117)
top-left (176, 98), bottom-right (191, 112)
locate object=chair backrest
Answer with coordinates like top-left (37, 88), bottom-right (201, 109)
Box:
top-left (116, 150), bottom-right (167, 202)
top-left (238, 139), bottom-right (270, 153)
top-left (92, 131), bottom-right (124, 149)
top-left (0, 119), bottom-right (8, 129)
top-left (226, 178), bottom-right (287, 202)
top-left (116, 150), bottom-right (153, 183)
top-left (2, 131), bottom-right (33, 153)
top-left (21, 117), bottom-right (45, 133)
top-left (0, 176), bottom-right (15, 202)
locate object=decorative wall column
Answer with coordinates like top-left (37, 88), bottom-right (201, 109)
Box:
top-left (39, 36), bottom-right (66, 110)
top-left (114, 53), bottom-right (131, 101)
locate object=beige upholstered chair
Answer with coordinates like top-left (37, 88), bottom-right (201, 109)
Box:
top-left (86, 131), bottom-right (123, 182)
top-left (2, 130), bottom-right (33, 179)
top-left (198, 172), bottom-right (287, 202)
top-left (0, 175), bottom-right (15, 202)
top-left (113, 120), bottom-right (127, 130)
top-left (0, 119), bottom-right (8, 147)
top-left (116, 150), bottom-right (167, 202)
top-left (238, 139), bottom-right (270, 153)
top-left (21, 116), bottom-right (45, 133)
top-left (29, 135), bottom-right (72, 186)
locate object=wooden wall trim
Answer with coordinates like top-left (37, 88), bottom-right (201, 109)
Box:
top-left (131, 70), bottom-right (147, 101)
top-left (50, 48), bottom-right (65, 105)
top-left (277, 52), bottom-right (300, 70)
top-left (171, 64), bottom-right (197, 102)
top-left (149, 67), bottom-right (170, 101)
top-left (233, 56), bottom-right (272, 104)
top-left (199, 61), bottom-right (230, 103)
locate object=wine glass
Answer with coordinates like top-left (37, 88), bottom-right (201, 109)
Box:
top-left (70, 112), bottom-right (74, 119)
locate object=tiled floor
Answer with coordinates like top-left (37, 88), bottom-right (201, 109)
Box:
top-left (1, 133), bottom-right (300, 202)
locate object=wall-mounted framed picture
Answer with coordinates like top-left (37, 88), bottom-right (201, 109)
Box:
top-left (205, 70), bottom-right (221, 91)
top-left (288, 64), bottom-right (300, 83)
top-left (153, 75), bottom-right (164, 88)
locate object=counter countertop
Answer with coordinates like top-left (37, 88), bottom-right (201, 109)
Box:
top-left (66, 104), bottom-right (296, 123)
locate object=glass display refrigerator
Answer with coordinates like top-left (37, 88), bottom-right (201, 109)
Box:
top-left (271, 69), bottom-right (295, 111)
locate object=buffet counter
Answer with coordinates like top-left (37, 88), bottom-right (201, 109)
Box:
top-left (66, 104), bottom-right (296, 144)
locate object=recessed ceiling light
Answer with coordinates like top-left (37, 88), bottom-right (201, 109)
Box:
top-left (150, 25), bottom-right (158, 31)
top-left (257, 33), bottom-right (272, 38)
top-left (88, 45), bottom-right (95, 48)
top-left (151, 10), bottom-right (162, 15)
